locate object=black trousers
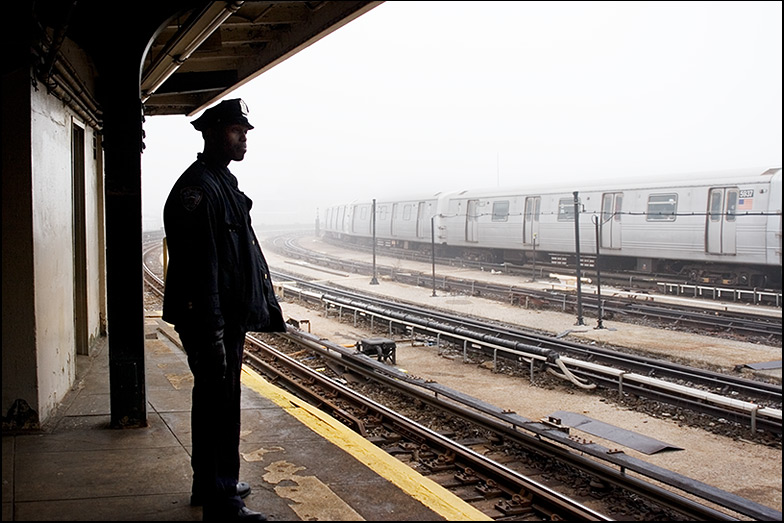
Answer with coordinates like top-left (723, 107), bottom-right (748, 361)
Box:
top-left (177, 325), bottom-right (246, 516)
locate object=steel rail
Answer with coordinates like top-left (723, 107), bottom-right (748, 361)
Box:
top-left (273, 268), bottom-right (781, 402)
top-left (309, 234), bottom-right (784, 306)
top-left (271, 234), bottom-right (782, 338)
top-left (271, 270), bottom-right (782, 434)
top-left (141, 239), bottom-right (780, 520)
top-left (245, 330), bottom-right (782, 521)
top-left (243, 334), bottom-right (612, 521)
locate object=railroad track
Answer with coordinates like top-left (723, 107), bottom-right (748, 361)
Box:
top-left (142, 242), bottom-right (165, 295)
top-left (242, 329), bottom-right (781, 521)
top-left (269, 234), bottom-right (782, 341)
top-left (272, 270), bottom-right (782, 435)
top-left (244, 334), bottom-right (611, 521)
top-left (145, 240), bottom-right (782, 433)
top-left (142, 239), bottom-right (781, 520)
top-left (313, 233), bottom-right (784, 308)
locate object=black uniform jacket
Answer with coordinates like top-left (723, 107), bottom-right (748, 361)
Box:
top-left (162, 154), bottom-right (285, 335)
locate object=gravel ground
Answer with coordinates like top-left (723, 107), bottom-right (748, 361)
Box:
top-left (145, 235), bottom-right (782, 515)
top-left (261, 236), bottom-right (782, 515)
top-left (276, 297), bottom-right (782, 516)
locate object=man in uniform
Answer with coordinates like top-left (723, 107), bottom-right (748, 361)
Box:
top-left (162, 98), bottom-right (286, 521)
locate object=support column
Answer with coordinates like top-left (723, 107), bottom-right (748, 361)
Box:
top-left (102, 48), bottom-right (148, 429)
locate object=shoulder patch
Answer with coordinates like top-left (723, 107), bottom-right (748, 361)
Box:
top-left (179, 186), bottom-right (204, 211)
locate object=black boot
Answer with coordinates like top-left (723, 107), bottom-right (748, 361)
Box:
top-left (191, 481), bottom-right (251, 506)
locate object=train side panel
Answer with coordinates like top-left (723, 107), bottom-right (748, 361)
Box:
top-left (390, 199), bottom-right (438, 243)
top-left (443, 190), bottom-right (599, 261)
top-left (322, 203), bottom-right (355, 239)
top-left (619, 185), bottom-right (708, 267)
top-left (350, 202), bottom-right (373, 237)
top-left (441, 196), bottom-right (469, 246)
top-left (323, 168), bottom-right (781, 286)
top-left (707, 178), bottom-right (771, 264)
top-left (376, 201), bottom-right (393, 238)
top-left (474, 196), bottom-right (525, 249)
top-left (765, 169), bottom-right (782, 267)
top-left (390, 201), bottom-right (416, 240)
top-left (534, 192), bottom-right (591, 256)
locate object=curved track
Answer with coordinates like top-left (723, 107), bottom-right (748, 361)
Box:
top-left (244, 329), bottom-right (781, 521)
top-left (142, 237), bottom-right (782, 520)
top-left (273, 270), bottom-right (782, 434)
top-left (271, 234), bottom-right (782, 341)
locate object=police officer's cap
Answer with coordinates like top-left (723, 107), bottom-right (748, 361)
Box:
top-left (191, 98), bottom-right (254, 131)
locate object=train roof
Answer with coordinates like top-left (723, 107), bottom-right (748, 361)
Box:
top-left (335, 190), bottom-right (449, 206)
top-left (326, 167), bottom-right (780, 208)
top-left (442, 167), bottom-right (781, 199)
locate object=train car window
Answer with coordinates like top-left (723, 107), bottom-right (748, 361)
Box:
top-left (647, 193), bottom-right (677, 221)
top-left (726, 190), bottom-right (738, 222)
top-left (602, 193), bottom-right (623, 222)
top-left (602, 194), bottom-right (613, 223)
top-left (403, 204), bottom-right (412, 220)
top-left (492, 200), bottom-right (510, 222)
top-left (557, 197), bottom-right (579, 221)
top-left (524, 198), bottom-right (540, 221)
top-left (378, 206), bottom-right (388, 221)
top-left (709, 191), bottom-right (723, 222)
top-left (360, 207), bottom-right (368, 220)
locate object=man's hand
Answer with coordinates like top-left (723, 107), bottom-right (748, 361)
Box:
top-left (210, 336), bottom-right (228, 380)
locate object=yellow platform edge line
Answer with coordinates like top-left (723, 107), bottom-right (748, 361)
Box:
top-left (241, 365), bottom-right (491, 521)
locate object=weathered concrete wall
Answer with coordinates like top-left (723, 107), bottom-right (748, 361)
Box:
top-left (2, 59), bottom-right (106, 427)
top-left (31, 85), bottom-right (78, 421)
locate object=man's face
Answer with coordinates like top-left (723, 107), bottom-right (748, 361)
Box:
top-left (218, 123), bottom-right (250, 162)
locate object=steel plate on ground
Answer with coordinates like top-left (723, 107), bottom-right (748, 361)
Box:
top-left (549, 411), bottom-right (684, 455)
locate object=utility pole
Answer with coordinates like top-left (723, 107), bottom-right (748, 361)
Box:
top-left (431, 214), bottom-right (437, 297)
top-left (530, 233), bottom-right (537, 282)
top-left (573, 191), bottom-right (585, 326)
top-left (592, 214), bottom-right (605, 329)
top-left (370, 199), bottom-right (378, 285)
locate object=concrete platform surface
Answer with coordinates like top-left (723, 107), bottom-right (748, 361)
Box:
top-left (2, 318), bottom-right (487, 521)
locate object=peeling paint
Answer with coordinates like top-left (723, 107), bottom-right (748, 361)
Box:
top-left (164, 373), bottom-right (192, 390)
top-left (241, 445), bottom-right (284, 463)
top-left (263, 460), bottom-right (364, 521)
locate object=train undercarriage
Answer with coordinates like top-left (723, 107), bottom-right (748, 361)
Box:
top-left (327, 233), bottom-right (780, 290)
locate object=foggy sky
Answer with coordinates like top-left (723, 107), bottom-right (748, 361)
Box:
top-left (141, 1), bottom-right (783, 231)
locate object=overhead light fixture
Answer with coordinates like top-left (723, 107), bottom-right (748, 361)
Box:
top-left (141, 1), bottom-right (244, 102)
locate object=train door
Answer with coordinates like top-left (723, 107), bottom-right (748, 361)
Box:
top-left (466, 199), bottom-right (479, 242)
top-left (706, 187), bottom-right (738, 255)
top-left (601, 192), bottom-right (623, 249)
top-left (416, 201), bottom-right (429, 238)
top-left (378, 204), bottom-right (390, 236)
top-left (353, 204), bottom-right (370, 235)
top-left (391, 203), bottom-right (398, 236)
top-left (523, 196), bottom-right (540, 245)
top-left (351, 205), bottom-right (359, 234)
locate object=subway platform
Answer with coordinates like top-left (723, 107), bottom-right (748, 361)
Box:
top-left (2, 315), bottom-right (488, 521)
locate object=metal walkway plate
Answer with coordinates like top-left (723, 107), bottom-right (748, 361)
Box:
top-left (548, 411), bottom-right (684, 455)
top-left (743, 360), bottom-right (782, 370)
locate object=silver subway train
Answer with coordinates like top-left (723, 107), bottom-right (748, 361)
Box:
top-left (322, 167), bottom-right (782, 288)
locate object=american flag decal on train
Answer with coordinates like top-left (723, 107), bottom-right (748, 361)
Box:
top-left (737, 197), bottom-right (753, 210)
